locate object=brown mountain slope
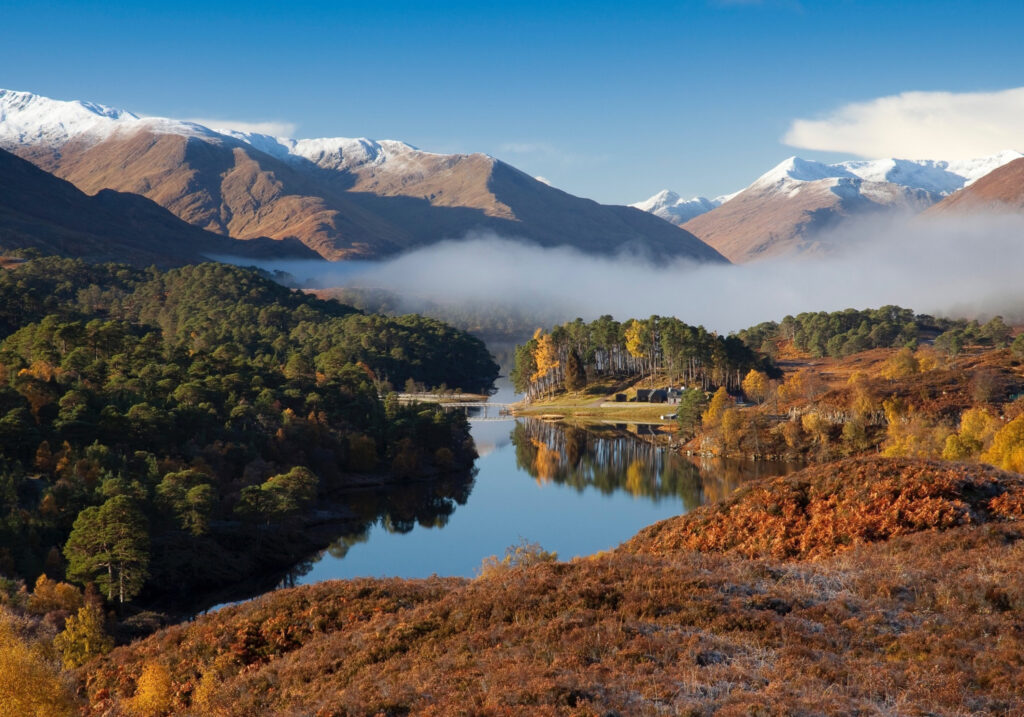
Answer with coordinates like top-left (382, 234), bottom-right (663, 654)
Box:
top-left (927, 156), bottom-right (1024, 214)
top-left (683, 177), bottom-right (933, 263)
top-left (18, 131), bottom-right (410, 260)
top-left (0, 147), bottom-right (318, 266)
top-left (6, 117), bottom-right (726, 262)
top-left (75, 456), bottom-right (1024, 715)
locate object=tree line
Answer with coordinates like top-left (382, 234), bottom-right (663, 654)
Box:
top-left (737, 305), bottom-right (1014, 359)
top-left (512, 315), bottom-right (773, 400)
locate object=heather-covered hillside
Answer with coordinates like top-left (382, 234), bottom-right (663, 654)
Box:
top-left (63, 456), bottom-right (1024, 716)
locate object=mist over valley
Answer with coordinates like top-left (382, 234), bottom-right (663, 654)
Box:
top-left (225, 210), bottom-right (1024, 339)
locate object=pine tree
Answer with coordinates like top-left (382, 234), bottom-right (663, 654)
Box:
top-left (564, 349), bottom-right (586, 392)
top-left (675, 390), bottom-right (707, 438)
top-left (65, 495), bottom-right (150, 605)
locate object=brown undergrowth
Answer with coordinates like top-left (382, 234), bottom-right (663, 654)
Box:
top-left (627, 455), bottom-right (1024, 559)
top-left (77, 457), bottom-right (1024, 716)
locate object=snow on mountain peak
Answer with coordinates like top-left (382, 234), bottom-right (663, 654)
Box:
top-left (0, 88), bottom-right (140, 147)
top-left (632, 189), bottom-right (680, 210)
top-left (0, 88), bottom-right (238, 149)
top-left (0, 88), bottom-right (431, 173)
top-left (941, 150), bottom-right (1024, 186)
top-left (631, 190), bottom-right (721, 224)
top-left (748, 152), bottom-right (1024, 197)
top-left (753, 156), bottom-right (857, 188)
top-left (286, 137), bottom-right (421, 171)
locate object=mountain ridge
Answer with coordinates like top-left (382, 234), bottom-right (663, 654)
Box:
top-left (926, 156), bottom-right (1024, 215)
top-left (0, 146), bottom-right (318, 266)
top-left (635, 150), bottom-right (1023, 230)
top-left (632, 151), bottom-right (1022, 262)
top-left (0, 89), bottom-right (726, 264)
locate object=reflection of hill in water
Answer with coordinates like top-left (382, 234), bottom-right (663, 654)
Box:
top-left (285, 468), bottom-right (477, 584)
top-left (512, 419), bottom-right (800, 510)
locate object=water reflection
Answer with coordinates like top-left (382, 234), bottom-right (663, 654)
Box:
top-left (291, 416), bottom-right (803, 583)
top-left (511, 419), bottom-right (801, 510)
top-left (281, 468), bottom-right (476, 586)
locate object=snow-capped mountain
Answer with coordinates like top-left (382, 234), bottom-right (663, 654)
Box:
top-left (0, 88), bottom-right (726, 263)
top-left (0, 88), bottom-right (419, 169)
top-left (0, 88), bottom-right (223, 146)
top-left (637, 152), bottom-right (1023, 262)
top-left (634, 152), bottom-right (1019, 244)
top-left (748, 153), bottom-right (1023, 196)
top-left (630, 190), bottom-right (737, 225)
top-left (637, 151), bottom-right (1024, 236)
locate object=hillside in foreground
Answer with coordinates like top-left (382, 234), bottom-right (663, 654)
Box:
top-left (71, 456), bottom-right (1024, 715)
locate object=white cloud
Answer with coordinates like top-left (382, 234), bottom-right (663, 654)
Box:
top-left (784, 87), bottom-right (1024, 159)
top-left (186, 118), bottom-right (297, 137)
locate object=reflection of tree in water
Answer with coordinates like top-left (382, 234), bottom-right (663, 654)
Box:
top-left (686, 456), bottom-right (803, 505)
top-left (287, 468), bottom-right (477, 580)
top-left (512, 419), bottom-right (800, 510)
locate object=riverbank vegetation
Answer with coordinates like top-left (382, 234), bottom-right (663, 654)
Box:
top-left (512, 316), bottom-right (772, 400)
top-left (0, 258), bottom-right (497, 621)
top-left (511, 307), bottom-right (1024, 472)
top-left (693, 343), bottom-right (1024, 465)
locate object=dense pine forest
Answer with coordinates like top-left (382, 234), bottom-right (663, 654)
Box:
top-left (0, 258), bottom-right (498, 613)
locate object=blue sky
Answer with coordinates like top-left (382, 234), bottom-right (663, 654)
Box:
top-left (2, 0), bottom-right (1023, 203)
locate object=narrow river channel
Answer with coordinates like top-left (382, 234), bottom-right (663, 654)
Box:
top-left (294, 397), bottom-right (801, 584)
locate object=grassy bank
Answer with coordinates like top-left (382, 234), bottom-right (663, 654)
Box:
top-left (512, 377), bottom-right (682, 425)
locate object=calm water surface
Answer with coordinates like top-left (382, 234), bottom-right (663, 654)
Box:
top-left (296, 407), bottom-right (801, 584)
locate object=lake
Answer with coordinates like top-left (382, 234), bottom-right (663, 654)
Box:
top-left (294, 407), bottom-right (802, 584)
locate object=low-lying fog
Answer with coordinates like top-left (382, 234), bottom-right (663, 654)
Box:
top-left (217, 212), bottom-right (1024, 334)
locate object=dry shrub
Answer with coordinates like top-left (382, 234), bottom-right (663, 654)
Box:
top-left (478, 539), bottom-right (558, 579)
top-left (627, 456), bottom-right (1024, 559)
top-left (74, 527), bottom-right (1024, 716)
